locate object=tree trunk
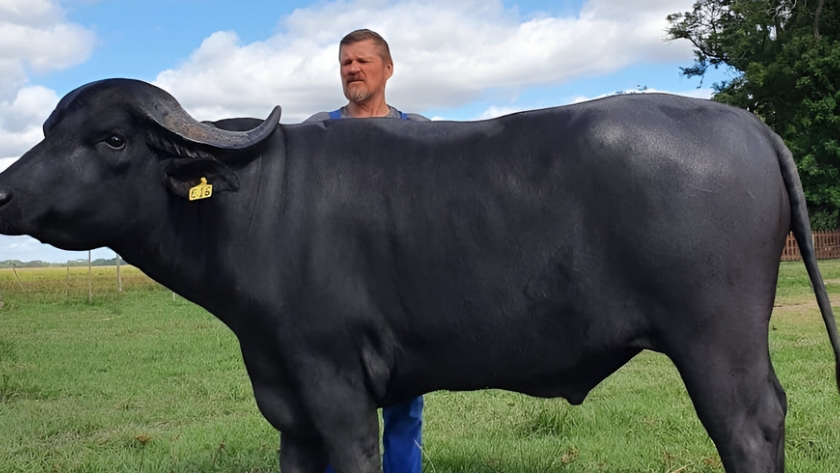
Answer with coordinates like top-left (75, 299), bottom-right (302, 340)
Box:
top-left (815, 0), bottom-right (825, 40)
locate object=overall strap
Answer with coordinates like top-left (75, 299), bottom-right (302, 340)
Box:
top-left (329, 109), bottom-right (411, 120)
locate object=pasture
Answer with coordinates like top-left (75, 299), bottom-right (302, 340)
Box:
top-left (0, 263), bottom-right (839, 472)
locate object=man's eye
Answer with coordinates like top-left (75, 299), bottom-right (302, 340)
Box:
top-left (105, 134), bottom-right (125, 149)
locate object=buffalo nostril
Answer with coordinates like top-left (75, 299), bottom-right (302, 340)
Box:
top-left (0, 189), bottom-right (11, 206)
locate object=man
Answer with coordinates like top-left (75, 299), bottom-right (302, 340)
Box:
top-left (305, 29), bottom-right (427, 121)
top-left (304, 29), bottom-right (427, 473)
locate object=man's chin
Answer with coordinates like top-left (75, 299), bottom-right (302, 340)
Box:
top-left (344, 87), bottom-right (371, 103)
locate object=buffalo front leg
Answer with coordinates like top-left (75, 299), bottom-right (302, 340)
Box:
top-left (285, 361), bottom-right (382, 473)
top-left (671, 340), bottom-right (786, 472)
top-left (316, 407), bottom-right (380, 473)
top-left (280, 434), bottom-right (328, 473)
top-left (278, 408), bottom-right (381, 473)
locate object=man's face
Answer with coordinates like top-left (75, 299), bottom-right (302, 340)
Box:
top-left (339, 39), bottom-right (393, 104)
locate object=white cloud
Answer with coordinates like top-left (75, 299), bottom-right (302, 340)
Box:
top-left (0, 85), bottom-right (58, 158)
top-left (0, 22), bottom-right (95, 73)
top-left (0, 85), bottom-right (58, 133)
top-left (673, 87), bottom-right (716, 100)
top-left (0, 86), bottom-right (57, 168)
top-left (478, 105), bottom-right (528, 120)
top-left (476, 85), bottom-right (712, 119)
top-left (0, 0), bottom-right (62, 26)
top-left (569, 86), bottom-right (714, 104)
top-left (0, 157), bottom-right (16, 173)
top-left (0, 0), bottom-right (95, 98)
top-left (0, 0), bottom-right (94, 166)
top-left (155, 30), bottom-right (342, 123)
top-left (155, 0), bottom-right (697, 123)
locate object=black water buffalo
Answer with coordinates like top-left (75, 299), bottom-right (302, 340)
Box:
top-left (0, 78), bottom-right (838, 473)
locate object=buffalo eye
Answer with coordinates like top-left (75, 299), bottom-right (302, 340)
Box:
top-left (104, 134), bottom-right (126, 150)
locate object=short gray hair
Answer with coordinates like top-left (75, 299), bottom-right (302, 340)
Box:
top-left (339, 29), bottom-right (393, 65)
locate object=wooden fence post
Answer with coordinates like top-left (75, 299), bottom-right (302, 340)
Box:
top-left (88, 250), bottom-right (92, 303)
top-left (12, 264), bottom-right (23, 291)
top-left (116, 253), bottom-right (122, 293)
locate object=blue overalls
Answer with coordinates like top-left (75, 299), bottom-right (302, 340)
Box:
top-left (324, 108), bottom-right (423, 473)
top-left (327, 109), bottom-right (411, 120)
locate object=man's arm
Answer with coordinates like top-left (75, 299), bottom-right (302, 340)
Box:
top-left (404, 113), bottom-right (430, 122)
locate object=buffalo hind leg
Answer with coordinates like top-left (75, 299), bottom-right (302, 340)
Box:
top-left (672, 344), bottom-right (786, 472)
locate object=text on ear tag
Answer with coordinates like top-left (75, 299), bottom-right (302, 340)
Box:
top-left (189, 177), bottom-right (213, 201)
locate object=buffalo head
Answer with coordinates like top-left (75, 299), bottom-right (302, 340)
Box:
top-left (0, 79), bottom-right (281, 250)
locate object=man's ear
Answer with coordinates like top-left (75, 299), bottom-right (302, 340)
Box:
top-left (162, 157), bottom-right (240, 199)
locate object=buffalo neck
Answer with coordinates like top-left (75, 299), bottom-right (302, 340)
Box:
top-left (113, 132), bottom-right (289, 331)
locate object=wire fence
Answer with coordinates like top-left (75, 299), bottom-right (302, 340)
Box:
top-left (0, 264), bottom-right (159, 304)
top-left (2, 231), bottom-right (839, 305)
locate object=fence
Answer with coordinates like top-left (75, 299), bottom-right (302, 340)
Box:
top-left (781, 230), bottom-right (840, 261)
top-left (0, 264), bottom-right (158, 303)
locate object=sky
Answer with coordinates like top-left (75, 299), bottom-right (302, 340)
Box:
top-left (0, 0), bottom-right (730, 263)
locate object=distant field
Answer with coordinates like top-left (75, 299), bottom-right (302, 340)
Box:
top-left (0, 264), bottom-right (159, 303)
top-left (1, 262), bottom-right (839, 472)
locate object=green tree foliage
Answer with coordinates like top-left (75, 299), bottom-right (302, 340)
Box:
top-left (667, 0), bottom-right (840, 229)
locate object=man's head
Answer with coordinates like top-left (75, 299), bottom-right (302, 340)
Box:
top-left (338, 29), bottom-right (394, 107)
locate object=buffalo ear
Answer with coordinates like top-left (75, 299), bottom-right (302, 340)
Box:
top-left (163, 157), bottom-right (240, 199)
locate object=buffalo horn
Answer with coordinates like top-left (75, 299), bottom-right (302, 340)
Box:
top-left (139, 87), bottom-right (282, 150)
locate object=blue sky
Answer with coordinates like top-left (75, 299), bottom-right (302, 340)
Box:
top-left (0, 0), bottom-right (729, 263)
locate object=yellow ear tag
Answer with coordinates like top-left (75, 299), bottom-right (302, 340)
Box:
top-left (188, 177), bottom-right (213, 201)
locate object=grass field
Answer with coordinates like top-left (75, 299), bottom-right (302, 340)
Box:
top-left (1, 262), bottom-right (839, 472)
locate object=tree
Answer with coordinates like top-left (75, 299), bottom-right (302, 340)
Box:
top-left (667, 0), bottom-right (840, 229)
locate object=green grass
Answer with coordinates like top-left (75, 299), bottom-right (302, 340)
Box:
top-left (1, 262), bottom-right (840, 472)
